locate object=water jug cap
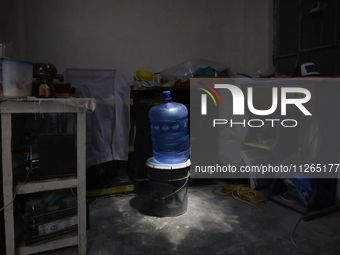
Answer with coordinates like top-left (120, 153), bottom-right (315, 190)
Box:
top-left (162, 91), bottom-right (171, 102)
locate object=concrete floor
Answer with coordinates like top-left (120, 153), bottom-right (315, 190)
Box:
top-left (39, 184), bottom-right (340, 255)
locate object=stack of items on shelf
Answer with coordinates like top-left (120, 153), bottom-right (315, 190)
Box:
top-left (16, 189), bottom-right (78, 246)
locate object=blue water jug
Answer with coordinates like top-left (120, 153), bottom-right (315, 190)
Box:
top-left (149, 91), bottom-right (190, 164)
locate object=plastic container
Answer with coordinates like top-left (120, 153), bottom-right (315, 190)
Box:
top-left (136, 70), bottom-right (153, 81)
top-left (2, 59), bottom-right (33, 98)
top-left (149, 91), bottom-right (190, 164)
top-left (147, 157), bottom-right (190, 217)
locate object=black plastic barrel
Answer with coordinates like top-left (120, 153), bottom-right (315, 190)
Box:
top-left (146, 157), bottom-right (191, 217)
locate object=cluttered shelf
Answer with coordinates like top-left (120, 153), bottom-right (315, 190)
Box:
top-left (0, 98), bottom-right (91, 255)
top-left (131, 86), bottom-right (190, 107)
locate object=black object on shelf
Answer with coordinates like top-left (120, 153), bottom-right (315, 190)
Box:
top-left (38, 134), bottom-right (77, 176)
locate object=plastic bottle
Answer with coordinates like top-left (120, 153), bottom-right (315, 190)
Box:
top-left (149, 91), bottom-right (190, 164)
top-left (38, 78), bottom-right (55, 98)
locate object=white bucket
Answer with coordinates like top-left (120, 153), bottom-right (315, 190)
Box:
top-left (2, 59), bottom-right (33, 98)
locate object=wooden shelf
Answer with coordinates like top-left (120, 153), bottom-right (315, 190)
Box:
top-left (15, 177), bottom-right (78, 195)
top-left (1, 99), bottom-right (90, 255)
top-left (17, 235), bottom-right (78, 255)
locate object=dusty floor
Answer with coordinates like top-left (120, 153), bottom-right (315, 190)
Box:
top-left (35, 184), bottom-right (340, 255)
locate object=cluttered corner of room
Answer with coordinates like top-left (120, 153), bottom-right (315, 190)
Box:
top-left (133, 58), bottom-right (229, 90)
top-left (32, 63), bottom-right (74, 98)
top-left (0, 60), bottom-right (75, 99)
top-left (0, 39), bottom-right (75, 99)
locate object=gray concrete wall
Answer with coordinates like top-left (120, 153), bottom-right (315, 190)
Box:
top-left (20, 0), bottom-right (273, 83)
top-left (0, 0), bottom-right (26, 59)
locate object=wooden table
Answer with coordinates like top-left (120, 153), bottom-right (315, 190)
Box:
top-left (0, 97), bottom-right (95, 255)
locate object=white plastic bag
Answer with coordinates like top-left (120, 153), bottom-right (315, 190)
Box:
top-left (160, 58), bottom-right (229, 86)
